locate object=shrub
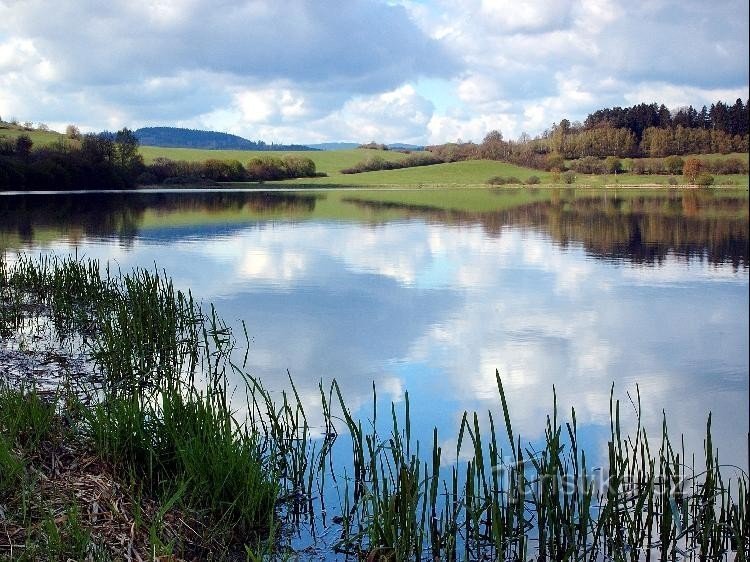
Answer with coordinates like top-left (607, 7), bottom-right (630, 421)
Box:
top-left (525, 175), bottom-right (540, 185)
top-left (695, 172), bottom-right (714, 186)
top-left (341, 153), bottom-right (442, 174)
top-left (401, 153), bottom-right (442, 167)
top-left (645, 158), bottom-right (665, 174)
top-left (668, 176), bottom-right (679, 185)
top-left (545, 153), bottom-right (565, 171)
top-left (604, 156), bottom-right (622, 174)
top-left (664, 155), bottom-right (684, 175)
top-left (630, 160), bottom-right (646, 174)
top-left (14, 134), bottom-right (33, 157)
top-left (359, 141), bottom-right (389, 150)
top-left (571, 156), bottom-right (604, 175)
top-left (282, 155), bottom-right (316, 178)
top-left (246, 155), bottom-right (287, 182)
top-left (710, 156), bottom-right (747, 175)
top-left (486, 175), bottom-right (521, 185)
top-left (683, 157), bottom-right (702, 183)
top-left (562, 170), bottom-right (576, 184)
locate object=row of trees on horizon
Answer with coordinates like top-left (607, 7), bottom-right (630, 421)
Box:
top-left (426, 98), bottom-right (749, 166)
top-left (0, 129), bottom-right (321, 190)
top-left (1, 97), bottom-right (748, 189)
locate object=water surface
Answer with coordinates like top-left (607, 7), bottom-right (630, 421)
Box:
top-left (1, 188), bottom-right (748, 470)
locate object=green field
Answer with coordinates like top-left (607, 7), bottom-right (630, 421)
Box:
top-left (276, 160), bottom-right (747, 188)
top-left (2, 124), bottom-right (747, 188)
top-left (138, 145), bottom-right (747, 187)
top-left (0, 125), bottom-right (67, 146)
top-left (138, 145), bottom-right (410, 172)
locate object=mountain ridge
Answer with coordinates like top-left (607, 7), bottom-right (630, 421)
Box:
top-left (133, 126), bottom-right (317, 151)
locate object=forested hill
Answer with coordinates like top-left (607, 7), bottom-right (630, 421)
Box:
top-left (134, 127), bottom-right (317, 151)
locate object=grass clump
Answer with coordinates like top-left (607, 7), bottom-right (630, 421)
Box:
top-left (0, 385), bottom-right (56, 452)
top-left (0, 254), bottom-right (280, 556)
top-left (86, 386), bottom-right (278, 543)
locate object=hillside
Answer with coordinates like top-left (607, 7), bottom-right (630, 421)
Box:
top-left (134, 127), bottom-right (315, 151)
top-left (136, 145), bottom-right (748, 187)
top-left (0, 124), bottom-right (64, 146)
top-left (138, 146), bottom-right (412, 175)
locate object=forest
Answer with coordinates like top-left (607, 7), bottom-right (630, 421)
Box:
top-left (0, 127), bottom-right (320, 190)
top-left (133, 126), bottom-right (317, 151)
top-left (427, 98), bottom-right (750, 165)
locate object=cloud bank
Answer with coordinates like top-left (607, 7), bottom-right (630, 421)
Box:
top-left (0, 0), bottom-right (747, 143)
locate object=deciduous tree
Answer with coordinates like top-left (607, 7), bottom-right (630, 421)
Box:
top-left (682, 157), bottom-right (702, 184)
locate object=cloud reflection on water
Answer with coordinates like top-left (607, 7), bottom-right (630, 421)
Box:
top-left (4, 194), bottom-right (747, 469)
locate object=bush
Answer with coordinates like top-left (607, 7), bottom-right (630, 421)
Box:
top-left (604, 156), bottom-right (622, 174)
top-left (709, 156), bottom-right (747, 175)
top-left (695, 172), bottom-right (714, 186)
top-left (246, 155), bottom-right (288, 182)
top-left (562, 170), bottom-right (576, 184)
top-left (668, 176), bottom-right (679, 185)
top-left (486, 175), bottom-right (521, 185)
top-left (630, 160), bottom-right (646, 174)
top-left (282, 155), bottom-right (316, 178)
top-left (359, 141), bottom-right (389, 150)
top-left (545, 153), bottom-right (565, 171)
top-left (525, 175), bottom-right (541, 185)
top-left (644, 158), bottom-right (665, 174)
top-left (341, 153), bottom-right (442, 174)
top-left (664, 155), bottom-right (684, 175)
top-left (571, 156), bottom-right (605, 175)
top-left (683, 157), bottom-right (702, 183)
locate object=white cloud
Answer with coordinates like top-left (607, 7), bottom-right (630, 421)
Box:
top-left (0, 0), bottom-right (747, 142)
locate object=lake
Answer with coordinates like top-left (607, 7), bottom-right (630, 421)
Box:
top-left (1, 187), bottom-right (748, 475)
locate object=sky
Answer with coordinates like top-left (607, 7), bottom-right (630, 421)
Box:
top-left (0, 0), bottom-right (748, 144)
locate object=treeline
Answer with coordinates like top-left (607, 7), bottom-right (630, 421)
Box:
top-left (426, 98), bottom-right (750, 166)
top-left (141, 155), bottom-right (322, 185)
top-left (582, 100), bottom-right (748, 139)
top-left (0, 130), bottom-right (321, 190)
top-left (340, 153), bottom-right (443, 174)
top-left (528, 99), bottom-right (749, 159)
top-left (0, 130), bottom-right (143, 190)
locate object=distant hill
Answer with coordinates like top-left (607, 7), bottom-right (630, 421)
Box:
top-left (133, 127), bottom-right (317, 151)
top-left (305, 142), bottom-right (360, 151)
top-left (388, 143), bottom-right (425, 151)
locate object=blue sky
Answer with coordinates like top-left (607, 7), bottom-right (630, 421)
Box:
top-left (0, 0), bottom-right (747, 144)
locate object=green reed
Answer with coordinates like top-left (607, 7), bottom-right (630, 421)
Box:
top-left (1, 252), bottom-right (747, 560)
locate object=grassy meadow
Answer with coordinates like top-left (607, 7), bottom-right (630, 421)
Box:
top-left (138, 145), bottom-right (411, 170)
top-left (138, 145), bottom-right (749, 188)
top-left (2, 121), bottom-right (747, 188)
top-left (0, 125), bottom-right (68, 147)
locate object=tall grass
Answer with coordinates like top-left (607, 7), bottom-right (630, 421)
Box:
top-left (1, 252), bottom-right (748, 559)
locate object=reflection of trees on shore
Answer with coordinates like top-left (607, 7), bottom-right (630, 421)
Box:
top-left (0, 192), bottom-right (318, 246)
top-left (344, 191), bottom-right (749, 269)
top-left (2, 190), bottom-right (746, 268)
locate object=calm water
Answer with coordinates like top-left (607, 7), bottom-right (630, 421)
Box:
top-left (1, 188), bottom-right (748, 471)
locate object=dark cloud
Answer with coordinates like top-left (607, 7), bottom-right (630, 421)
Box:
top-left (1, 0), bottom-right (458, 92)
